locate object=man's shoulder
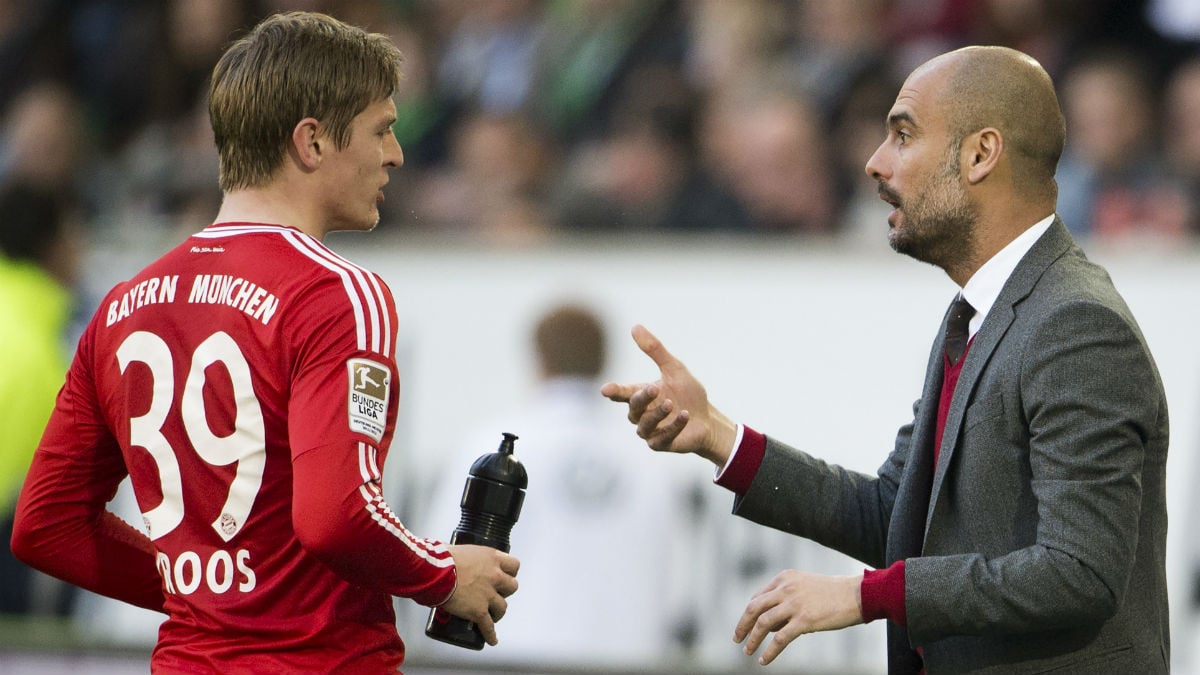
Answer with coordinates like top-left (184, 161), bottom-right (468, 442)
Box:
top-left (1032, 250), bottom-right (1130, 314)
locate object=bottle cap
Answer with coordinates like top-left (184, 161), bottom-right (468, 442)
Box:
top-left (469, 432), bottom-right (528, 488)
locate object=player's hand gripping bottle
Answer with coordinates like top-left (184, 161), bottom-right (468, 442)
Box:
top-left (425, 432), bottom-right (527, 650)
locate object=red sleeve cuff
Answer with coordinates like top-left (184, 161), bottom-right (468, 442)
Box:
top-left (714, 426), bottom-right (766, 495)
top-left (423, 562), bottom-right (458, 608)
top-left (861, 560), bottom-right (907, 626)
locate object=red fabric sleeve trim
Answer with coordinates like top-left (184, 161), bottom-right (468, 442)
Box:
top-left (292, 441), bottom-right (457, 607)
top-left (861, 560), bottom-right (907, 625)
top-left (714, 426), bottom-right (767, 495)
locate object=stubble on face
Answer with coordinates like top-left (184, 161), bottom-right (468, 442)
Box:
top-left (885, 140), bottom-right (978, 276)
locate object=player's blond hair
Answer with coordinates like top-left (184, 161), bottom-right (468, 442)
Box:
top-left (209, 12), bottom-right (402, 191)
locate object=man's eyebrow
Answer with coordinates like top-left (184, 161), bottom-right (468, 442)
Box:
top-left (887, 111), bottom-right (916, 129)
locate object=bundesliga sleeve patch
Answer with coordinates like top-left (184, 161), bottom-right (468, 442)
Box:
top-left (347, 358), bottom-right (391, 442)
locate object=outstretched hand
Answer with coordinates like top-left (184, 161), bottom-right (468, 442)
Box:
top-left (600, 324), bottom-right (736, 467)
top-left (734, 570), bottom-right (864, 665)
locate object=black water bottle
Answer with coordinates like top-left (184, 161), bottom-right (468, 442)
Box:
top-left (425, 432), bottom-right (527, 650)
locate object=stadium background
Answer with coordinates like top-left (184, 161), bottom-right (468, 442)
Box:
top-left (3, 1), bottom-right (1200, 673)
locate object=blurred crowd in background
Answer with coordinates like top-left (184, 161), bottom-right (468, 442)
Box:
top-left (2, 0), bottom-right (1200, 253)
top-left (4, 1), bottom-right (1200, 670)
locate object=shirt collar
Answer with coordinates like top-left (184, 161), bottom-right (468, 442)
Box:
top-left (960, 214), bottom-right (1055, 336)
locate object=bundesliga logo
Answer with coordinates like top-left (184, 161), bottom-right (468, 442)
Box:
top-left (352, 363), bottom-right (387, 398)
top-left (346, 359), bottom-right (390, 442)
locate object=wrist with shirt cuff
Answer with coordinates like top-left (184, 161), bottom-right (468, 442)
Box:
top-left (713, 424), bottom-right (766, 494)
top-left (861, 560), bottom-right (907, 625)
top-left (420, 562), bottom-right (459, 608)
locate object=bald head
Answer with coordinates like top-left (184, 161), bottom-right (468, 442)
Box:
top-left (915, 46), bottom-right (1065, 201)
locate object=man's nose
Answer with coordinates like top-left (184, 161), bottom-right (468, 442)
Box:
top-left (864, 142), bottom-right (888, 181)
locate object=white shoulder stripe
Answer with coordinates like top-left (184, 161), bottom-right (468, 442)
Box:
top-left (363, 273), bottom-right (393, 358)
top-left (281, 232), bottom-right (369, 350)
top-left (285, 233), bottom-right (388, 356)
top-left (308, 242), bottom-right (390, 357)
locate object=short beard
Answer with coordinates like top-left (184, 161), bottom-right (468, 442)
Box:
top-left (887, 141), bottom-right (978, 277)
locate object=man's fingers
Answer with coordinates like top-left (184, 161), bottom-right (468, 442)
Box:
top-left (735, 582), bottom-right (790, 649)
top-left (647, 409), bottom-right (689, 452)
top-left (600, 381), bottom-right (638, 403)
top-left (474, 613), bottom-right (498, 646)
top-left (498, 552), bottom-right (520, 578)
top-left (631, 324), bottom-right (680, 371)
top-left (627, 385), bottom-right (659, 423)
top-left (488, 595), bottom-right (508, 623)
top-left (742, 604), bottom-right (801, 666)
top-left (742, 605), bottom-right (783, 656)
top-left (496, 573), bottom-right (518, 598)
top-left (758, 622), bottom-right (802, 666)
top-left (735, 590), bottom-right (771, 644)
top-left (637, 397), bottom-right (673, 440)
top-left (602, 325), bottom-right (677, 402)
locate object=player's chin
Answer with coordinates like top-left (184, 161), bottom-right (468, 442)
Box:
top-left (367, 198), bottom-right (384, 230)
top-left (358, 206), bottom-right (382, 232)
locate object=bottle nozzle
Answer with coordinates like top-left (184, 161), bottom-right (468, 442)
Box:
top-left (498, 432), bottom-right (518, 455)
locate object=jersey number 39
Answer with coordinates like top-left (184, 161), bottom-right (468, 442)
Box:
top-left (117, 330), bottom-right (266, 542)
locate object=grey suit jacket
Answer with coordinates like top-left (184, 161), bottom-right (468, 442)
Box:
top-left (733, 218), bottom-right (1170, 674)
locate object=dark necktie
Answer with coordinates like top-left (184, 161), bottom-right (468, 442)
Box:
top-left (945, 296), bottom-right (976, 365)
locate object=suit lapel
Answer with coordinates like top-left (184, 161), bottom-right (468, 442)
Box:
top-left (888, 326), bottom-right (945, 562)
top-left (923, 218), bottom-right (1076, 538)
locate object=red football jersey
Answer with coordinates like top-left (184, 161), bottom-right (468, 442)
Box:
top-left (16, 222), bottom-right (455, 674)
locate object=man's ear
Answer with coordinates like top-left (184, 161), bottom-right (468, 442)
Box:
top-left (965, 127), bottom-right (1002, 185)
top-left (290, 117), bottom-right (324, 171)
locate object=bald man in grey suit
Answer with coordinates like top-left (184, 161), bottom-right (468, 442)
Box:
top-left (603, 46), bottom-right (1169, 674)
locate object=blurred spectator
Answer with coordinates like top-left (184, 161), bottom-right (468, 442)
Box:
top-left (0, 181), bottom-right (81, 616)
top-left (1055, 48), bottom-right (1188, 243)
top-left (549, 63), bottom-right (740, 233)
top-left (101, 91), bottom-right (222, 243)
top-left (887, 0), bottom-right (978, 75)
top-left (410, 110), bottom-right (555, 246)
top-left (699, 77), bottom-right (841, 235)
top-left (533, 0), bottom-right (685, 142)
top-left (158, 0), bottom-right (250, 121)
top-left (433, 0), bottom-right (548, 117)
top-left (370, 3), bottom-right (453, 170)
top-left (1162, 54), bottom-right (1200, 234)
top-left (787, 0), bottom-right (892, 117)
top-left (0, 2), bottom-right (76, 111)
top-left (416, 302), bottom-right (710, 670)
top-left (0, 81), bottom-right (88, 193)
top-left (0, 0), bottom-right (1197, 247)
top-left (964, 0), bottom-right (1081, 78)
top-left (682, 0), bottom-right (791, 97)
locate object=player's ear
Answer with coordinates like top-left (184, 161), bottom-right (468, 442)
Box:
top-left (964, 127), bottom-right (1002, 185)
top-left (290, 118), bottom-right (324, 171)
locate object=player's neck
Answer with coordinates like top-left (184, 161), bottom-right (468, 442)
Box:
top-left (214, 185), bottom-right (328, 241)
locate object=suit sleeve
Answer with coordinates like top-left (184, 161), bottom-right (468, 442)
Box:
top-left (10, 320), bottom-right (166, 612)
top-left (728, 399), bottom-right (918, 570)
top-left (286, 276), bottom-right (456, 607)
top-left (719, 426), bottom-right (911, 623)
top-left (904, 299), bottom-right (1165, 642)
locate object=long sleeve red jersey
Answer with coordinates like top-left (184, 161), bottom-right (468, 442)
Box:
top-left (13, 222), bottom-right (456, 675)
